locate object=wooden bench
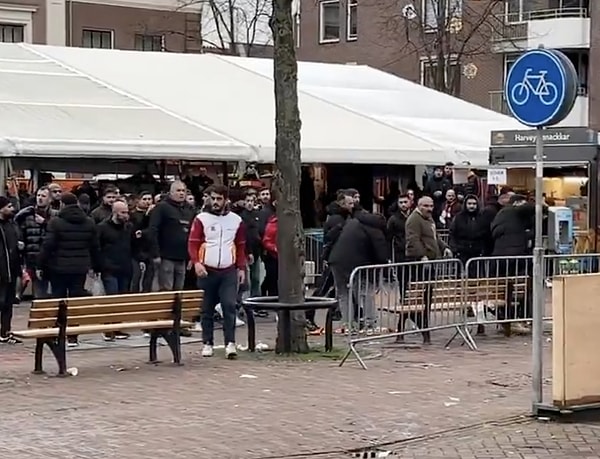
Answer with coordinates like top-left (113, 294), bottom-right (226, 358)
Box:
top-left (13, 290), bottom-right (204, 376)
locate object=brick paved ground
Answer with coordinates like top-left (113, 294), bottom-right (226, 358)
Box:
top-left (1, 304), bottom-right (598, 458)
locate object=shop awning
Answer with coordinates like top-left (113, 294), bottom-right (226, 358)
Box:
top-left (0, 44), bottom-right (251, 161)
top-left (20, 44), bottom-right (464, 166)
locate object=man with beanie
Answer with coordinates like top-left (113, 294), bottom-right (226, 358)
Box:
top-left (38, 192), bottom-right (101, 346)
top-left (0, 196), bottom-right (23, 344)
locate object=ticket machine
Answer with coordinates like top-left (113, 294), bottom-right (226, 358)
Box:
top-left (548, 206), bottom-right (574, 254)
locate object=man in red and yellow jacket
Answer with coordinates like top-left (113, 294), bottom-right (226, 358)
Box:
top-left (188, 185), bottom-right (246, 360)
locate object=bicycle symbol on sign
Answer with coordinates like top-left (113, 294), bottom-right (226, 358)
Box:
top-left (511, 68), bottom-right (559, 106)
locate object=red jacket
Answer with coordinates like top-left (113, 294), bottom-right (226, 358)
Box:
top-left (187, 211), bottom-right (246, 270)
top-left (262, 215), bottom-right (277, 257)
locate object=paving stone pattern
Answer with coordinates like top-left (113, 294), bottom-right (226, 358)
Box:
top-left (0, 304), bottom-right (598, 458)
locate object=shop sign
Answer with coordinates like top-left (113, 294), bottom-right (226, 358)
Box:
top-left (487, 168), bottom-right (507, 185)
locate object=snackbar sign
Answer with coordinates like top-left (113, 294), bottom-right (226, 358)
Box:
top-left (513, 131), bottom-right (571, 144)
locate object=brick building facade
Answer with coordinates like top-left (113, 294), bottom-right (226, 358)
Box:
top-left (296, 0), bottom-right (595, 128)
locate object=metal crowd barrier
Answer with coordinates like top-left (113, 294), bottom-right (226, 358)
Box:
top-left (305, 229), bottom-right (324, 281)
top-left (339, 253), bottom-right (600, 369)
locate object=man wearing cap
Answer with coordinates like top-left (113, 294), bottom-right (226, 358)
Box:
top-left (0, 196), bottom-right (23, 344)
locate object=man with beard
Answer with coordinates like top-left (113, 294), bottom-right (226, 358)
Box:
top-left (149, 181), bottom-right (196, 292)
top-left (386, 193), bottom-right (411, 263)
top-left (48, 183), bottom-right (62, 211)
top-left (449, 195), bottom-right (486, 271)
top-left (0, 197), bottom-right (23, 344)
top-left (424, 166), bottom-right (451, 224)
top-left (15, 186), bottom-right (57, 299)
top-left (240, 191), bottom-right (261, 297)
top-left (38, 193), bottom-right (100, 347)
top-left (91, 185), bottom-right (119, 224)
top-left (188, 185), bottom-right (246, 360)
top-left (98, 200), bottom-right (136, 341)
top-left (403, 196), bottom-right (452, 344)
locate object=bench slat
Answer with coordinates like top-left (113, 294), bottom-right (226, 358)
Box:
top-left (29, 298), bottom-right (201, 319)
top-left (28, 308), bottom-right (198, 329)
top-left (13, 320), bottom-right (194, 339)
top-left (30, 290), bottom-right (204, 310)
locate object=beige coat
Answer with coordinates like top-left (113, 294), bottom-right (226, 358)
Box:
top-left (405, 210), bottom-right (447, 260)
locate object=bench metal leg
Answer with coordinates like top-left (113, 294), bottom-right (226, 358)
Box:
top-left (148, 330), bottom-right (160, 363)
top-left (33, 339), bottom-right (45, 374)
top-left (324, 307), bottom-right (333, 352)
top-left (245, 307), bottom-right (256, 352)
top-left (164, 330), bottom-right (182, 365)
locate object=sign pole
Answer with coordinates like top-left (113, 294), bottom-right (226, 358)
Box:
top-left (532, 127), bottom-right (545, 409)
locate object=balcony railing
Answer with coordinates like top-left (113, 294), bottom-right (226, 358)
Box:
top-left (493, 7), bottom-right (588, 42)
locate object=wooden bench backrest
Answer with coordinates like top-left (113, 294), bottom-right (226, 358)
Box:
top-left (28, 290), bottom-right (204, 329)
top-left (404, 276), bottom-right (530, 305)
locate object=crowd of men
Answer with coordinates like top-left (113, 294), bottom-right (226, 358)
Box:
top-left (321, 165), bottom-right (536, 338)
top-left (0, 181), bottom-right (278, 361)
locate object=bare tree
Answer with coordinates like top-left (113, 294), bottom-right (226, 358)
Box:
top-left (388, 0), bottom-right (510, 95)
top-left (199, 0), bottom-right (272, 55)
top-left (270, 0), bottom-right (308, 353)
top-left (136, 0), bottom-right (271, 55)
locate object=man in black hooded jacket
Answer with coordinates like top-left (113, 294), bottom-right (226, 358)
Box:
top-left (38, 193), bottom-right (101, 346)
top-left (329, 212), bottom-right (388, 331)
top-left (449, 194), bottom-right (487, 270)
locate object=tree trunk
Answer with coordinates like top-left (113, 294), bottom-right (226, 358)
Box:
top-left (270, 0), bottom-right (309, 354)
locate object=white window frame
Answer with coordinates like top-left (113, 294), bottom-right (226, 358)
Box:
top-left (82, 28), bottom-right (114, 49)
top-left (0, 4), bottom-right (35, 43)
top-left (346, 0), bottom-right (357, 41)
top-left (504, 0), bottom-right (525, 24)
top-left (419, 54), bottom-right (460, 91)
top-left (319, 0), bottom-right (340, 44)
top-left (422, 0), bottom-right (463, 31)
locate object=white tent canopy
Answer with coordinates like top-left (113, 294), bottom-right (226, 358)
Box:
top-left (0, 43), bottom-right (525, 166)
top-left (22, 44), bottom-right (471, 166)
top-left (0, 44), bottom-right (250, 161)
top-left (222, 57), bottom-right (527, 166)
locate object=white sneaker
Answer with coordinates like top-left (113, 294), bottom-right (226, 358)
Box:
top-left (192, 322), bottom-right (202, 332)
top-left (201, 344), bottom-right (214, 357)
top-left (225, 342), bottom-right (237, 359)
top-left (235, 316), bottom-right (245, 327)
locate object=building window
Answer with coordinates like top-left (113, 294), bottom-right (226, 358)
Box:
top-left (347, 0), bottom-right (357, 40)
top-left (319, 0), bottom-right (340, 43)
top-left (0, 24), bottom-right (24, 43)
top-left (420, 57), bottom-right (460, 95)
top-left (135, 34), bottom-right (164, 51)
top-left (422, 0), bottom-right (462, 29)
top-left (82, 29), bottom-right (113, 49)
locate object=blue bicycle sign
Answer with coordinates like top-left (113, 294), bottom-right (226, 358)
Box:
top-left (504, 48), bottom-right (577, 127)
top-left (510, 69), bottom-right (558, 106)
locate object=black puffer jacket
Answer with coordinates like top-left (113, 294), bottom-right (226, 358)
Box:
top-left (15, 206), bottom-right (57, 269)
top-left (491, 204), bottom-right (535, 256)
top-left (38, 205), bottom-right (101, 275)
top-left (386, 209), bottom-right (410, 262)
top-left (328, 212), bottom-right (389, 276)
top-left (322, 202), bottom-right (352, 262)
top-left (448, 196), bottom-right (487, 260)
top-left (0, 218), bottom-right (22, 284)
top-left (97, 218), bottom-right (135, 275)
top-left (148, 198), bottom-right (196, 261)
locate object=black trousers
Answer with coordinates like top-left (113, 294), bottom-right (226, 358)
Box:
top-left (0, 281), bottom-right (17, 338)
top-left (51, 273), bottom-right (87, 341)
top-left (262, 256), bottom-right (278, 296)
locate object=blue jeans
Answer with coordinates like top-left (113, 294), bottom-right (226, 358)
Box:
top-left (198, 268), bottom-right (238, 345)
top-left (102, 274), bottom-right (131, 295)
